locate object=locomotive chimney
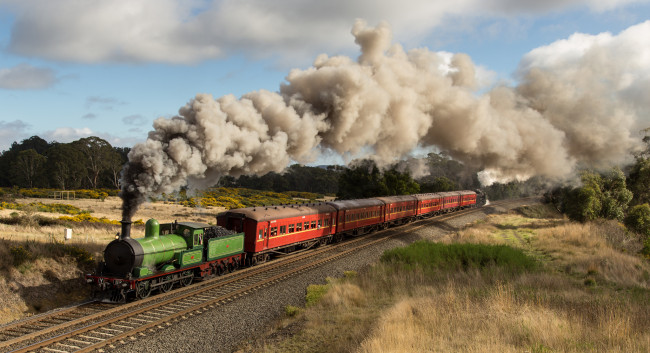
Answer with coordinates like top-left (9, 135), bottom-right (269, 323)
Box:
top-left (120, 220), bottom-right (132, 240)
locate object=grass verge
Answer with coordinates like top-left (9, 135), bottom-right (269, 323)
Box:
top-left (247, 205), bottom-right (650, 353)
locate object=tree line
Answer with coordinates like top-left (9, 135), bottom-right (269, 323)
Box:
top-left (0, 136), bottom-right (129, 190)
top-left (0, 135), bottom-right (539, 199)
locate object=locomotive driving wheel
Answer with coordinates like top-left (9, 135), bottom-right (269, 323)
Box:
top-left (180, 270), bottom-right (193, 286)
top-left (159, 275), bottom-right (173, 293)
top-left (216, 263), bottom-right (226, 276)
top-left (136, 280), bottom-right (152, 299)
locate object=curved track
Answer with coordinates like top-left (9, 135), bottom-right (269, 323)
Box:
top-left (1, 198), bottom-right (530, 352)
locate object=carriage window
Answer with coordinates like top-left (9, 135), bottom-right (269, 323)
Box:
top-left (270, 227), bottom-right (278, 236)
top-left (318, 220), bottom-right (322, 228)
top-left (311, 221), bottom-right (317, 228)
top-left (289, 224), bottom-right (294, 233)
top-left (258, 229), bottom-right (263, 240)
top-left (280, 225), bottom-right (287, 235)
top-left (324, 219), bottom-right (329, 227)
top-left (297, 222), bottom-right (302, 231)
top-left (304, 221), bottom-right (310, 229)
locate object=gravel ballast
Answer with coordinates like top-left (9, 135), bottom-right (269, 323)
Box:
top-left (109, 200), bottom-right (535, 353)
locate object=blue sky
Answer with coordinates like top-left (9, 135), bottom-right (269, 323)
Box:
top-left (0, 0), bottom-right (649, 155)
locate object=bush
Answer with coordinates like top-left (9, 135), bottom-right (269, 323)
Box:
top-left (565, 186), bottom-right (601, 223)
top-left (625, 204), bottom-right (650, 258)
top-left (625, 204), bottom-right (650, 237)
top-left (306, 283), bottom-right (330, 307)
top-left (380, 241), bottom-right (538, 274)
top-left (10, 245), bottom-right (34, 267)
top-left (285, 305), bottom-right (301, 317)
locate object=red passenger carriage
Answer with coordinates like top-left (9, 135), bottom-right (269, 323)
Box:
top-left (437, 192), bottom-right (462, 211)
top-left (374, 196), bottom-right (418, 225)
top-left (413, 193), bottom-right (443, 217)
top-left (459, 190), bottom-right (477, 208)
top-left (217, 203), bottom-right (336, 264)
top-left (326, 198), bottom-right (385, 237)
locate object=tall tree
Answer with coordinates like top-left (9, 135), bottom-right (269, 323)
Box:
top-left (337, 161), bottom-right (419, 199)
top-left (45, 143), bottom-right (87, 189)
top-left (0, 136), bottom-right (51, 186)
top-left (105, 148), bottom-right (129, 189)
top-left (11, 149), bottom-right (46, 188)
top-left (337, 160), bottom-right (385, 199)
top-left (628, 157), bottom-right (650, 205)
top-left (72, 137), bottom-right (118, 189)
top-left (383, 167), bottom-right (420, 195)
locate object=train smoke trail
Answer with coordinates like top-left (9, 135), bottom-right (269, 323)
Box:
top-left (121, 20), bottom-right (649, 220)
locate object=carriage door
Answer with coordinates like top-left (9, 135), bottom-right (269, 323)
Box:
top-left (258, 223), bottom-right (269, 250)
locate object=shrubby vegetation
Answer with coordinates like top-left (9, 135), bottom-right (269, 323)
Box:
top-left (7, 239), bottom-right (95, 270)
top-left (547, 168), bottom-right (633, 223)
top-left (154, 187), bottom-right (324, 209)
top-left (0, 187), bottom-right (117, 200)
top-left (0, 201), bottom-right (86, 215)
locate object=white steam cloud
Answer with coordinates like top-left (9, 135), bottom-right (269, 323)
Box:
top-left (121, 20), bottom-right (649, 219)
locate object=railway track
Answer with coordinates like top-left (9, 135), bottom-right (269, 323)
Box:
top-left (0, 198), bottom-right (530, 353)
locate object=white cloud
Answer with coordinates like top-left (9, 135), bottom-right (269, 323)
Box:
top-left (4, 0), bottom-right (647, 65)
top-left (518, 20), bottom-right (650, 129)
top-left (0, 63), bottom-right (57, 89)
top-left (39, 127), bottom-right (143, 148)
top-left (42, 127), bottom-right (94, 143)
top-left (0, 120), bottom-right (30, 152)
top-left (122, 114), bottom-right (148, 126)
top-left (85, 96), bottom-right (127, 110)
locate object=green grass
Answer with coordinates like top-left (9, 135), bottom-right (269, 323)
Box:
top-left (285, 305), bottom-right (302, 317)
top-left (380, 241), bottom-right (538, 274)
top-left (305, 283), bottom-right (330, 307)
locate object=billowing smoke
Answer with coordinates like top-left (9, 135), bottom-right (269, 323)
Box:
top-left (121, 19), bottom-right (649, 220)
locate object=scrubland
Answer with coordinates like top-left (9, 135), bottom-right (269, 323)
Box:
top-left (253, 205), bottom-right (650, 353)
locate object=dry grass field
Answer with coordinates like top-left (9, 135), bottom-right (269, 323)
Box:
top-left (0, 196), bottom-right (225, 243)
top-left (248, 205), bottom-right (650, 353)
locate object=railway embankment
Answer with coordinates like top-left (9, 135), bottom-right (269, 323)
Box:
top-left (239, 203), bottom-right (650, 353)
